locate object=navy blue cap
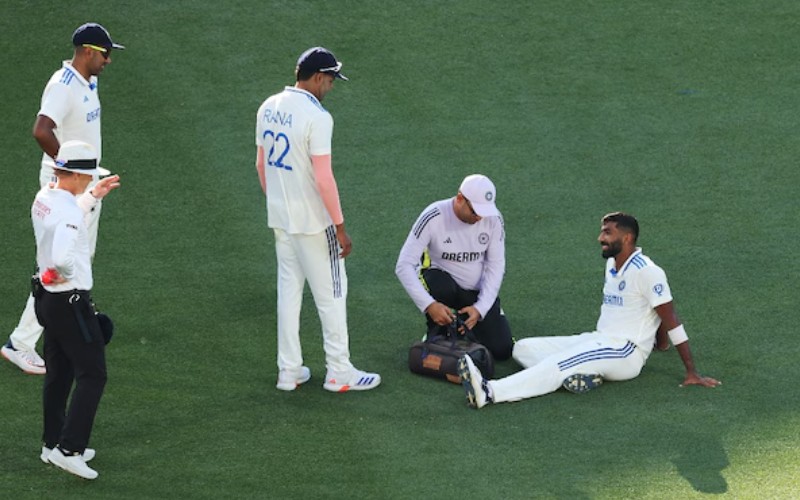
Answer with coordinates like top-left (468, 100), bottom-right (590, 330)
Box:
top-left (72, 23), bottom-right (125, 50)
top-left (297, 47), bottom-right (348, 81)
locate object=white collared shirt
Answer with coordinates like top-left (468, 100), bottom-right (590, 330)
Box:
top-left (596, 247), bottom-right (672, 355)
top-left (38, 61), bottom-right (102, 187)
top-left (32, 187), bottom-right (93, 292)
top-left (255, 86), bottom-right (334, 234)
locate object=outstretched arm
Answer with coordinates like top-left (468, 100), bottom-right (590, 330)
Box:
top-left (654, 302), bottom-right (721, 388)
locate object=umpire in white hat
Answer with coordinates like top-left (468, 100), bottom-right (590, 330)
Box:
top-left (32, 140), bottom-right (120, 480)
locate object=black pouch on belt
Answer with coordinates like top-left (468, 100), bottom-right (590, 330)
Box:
top-left (69, 293), bottom-right (93, 343)
top-left (31, 275), bottom-right (44, 300)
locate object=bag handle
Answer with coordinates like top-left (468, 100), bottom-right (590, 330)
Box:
top-left (444, 314), bottom-right (478, 343)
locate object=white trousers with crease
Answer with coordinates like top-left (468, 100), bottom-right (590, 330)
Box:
top-left (274, 226), bottom-right (353, 377)
top-left (490, 332), bottom-right (647, 403)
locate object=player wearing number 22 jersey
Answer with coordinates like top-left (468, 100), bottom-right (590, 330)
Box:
top-left (255, 47), bottom-right (380, 393)
top-left (256, 86), bottom-right (333, 233)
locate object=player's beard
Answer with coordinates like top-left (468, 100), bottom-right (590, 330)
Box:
top-left (601, 239), bottom-right (622, 259)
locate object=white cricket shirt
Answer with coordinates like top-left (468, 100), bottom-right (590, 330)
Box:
top-left (396, 198), bottom-right (506, 319)
top-left (596, 248), bottom-right (672, 356)
top-left (32, 187), bottom-right (93, 292)
top-left (38, 61), bottom-right (102, 186)
top-left (255, 86), bottom-right (334, 234)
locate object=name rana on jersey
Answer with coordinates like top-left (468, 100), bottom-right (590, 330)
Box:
top-left (603, 293), bottom-right (624, 306)
top-left (441, 251), bottom-right (484, 263)
top-left (262, 109), bottom-right (293, 128)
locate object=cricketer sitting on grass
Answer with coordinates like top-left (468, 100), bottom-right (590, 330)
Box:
top-left (458, 212), bottom-right (721, 409)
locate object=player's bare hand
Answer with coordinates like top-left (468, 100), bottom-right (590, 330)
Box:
top-left (335, 224), bottom-right (352, 258)
top-left (90, 174), bottom-right (121, 200)
top-left (655, 340), bottom-right (671, 351)
top-left (680, 373), bottom-right (721, 388)
top-left (458, 306), bottom-right (481, 330)
top-left (426, 302), bottom-right (454, 326)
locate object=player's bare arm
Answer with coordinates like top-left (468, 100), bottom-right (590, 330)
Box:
top-left (654, 322), bottom-right (670, 351)
top-left (32, 114), bottom-right (59, 158)
top-left (654, 302), bottom-right (721, 388)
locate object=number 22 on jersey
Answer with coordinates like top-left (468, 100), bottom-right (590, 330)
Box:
top-left (262, 130), bottom-right (292, 170)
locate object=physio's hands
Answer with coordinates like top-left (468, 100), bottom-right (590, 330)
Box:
top-left (426, 302), bottom-right (455, 326)
top-left (458, 306), bottom-right (481, 330)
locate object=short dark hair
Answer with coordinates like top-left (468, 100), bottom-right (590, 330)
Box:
top-left (295, 66), bottom-right (316, 82)
top-left (602, 212), bottom-right (639, 242)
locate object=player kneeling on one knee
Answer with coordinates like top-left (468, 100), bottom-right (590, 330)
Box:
top-left (396, 174), bottom-right (513, 361)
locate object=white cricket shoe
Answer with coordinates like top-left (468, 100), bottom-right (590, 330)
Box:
top-left (458, 355), bottom-right (491, 409)
top-left (1, 341), bottom-right (46, 375)
top-left (48, 447), bottom-right (98, 480)
top-left (41, 446), bottom-right (95, 463)
top-left (276, 366), bottom-right (311, 391)
top-left (323, 368), bottom-right (381, 392)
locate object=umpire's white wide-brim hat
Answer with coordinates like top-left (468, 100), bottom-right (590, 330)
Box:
top-left (459, 174), bottom-right (499, 217)
top-left (53, 141), bottom-right (110, 176)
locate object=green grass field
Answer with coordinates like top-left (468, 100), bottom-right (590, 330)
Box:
top-left (1, 1), bottom-right (798, 498)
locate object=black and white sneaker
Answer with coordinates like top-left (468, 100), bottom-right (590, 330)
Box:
top-left (562, 373), bottom-right (604, 394)
top-left (457, 355), bottom-right (491, 409)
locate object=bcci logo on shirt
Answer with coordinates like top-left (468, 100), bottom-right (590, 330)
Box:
top-left (653, 283), bottom-right (664, 296)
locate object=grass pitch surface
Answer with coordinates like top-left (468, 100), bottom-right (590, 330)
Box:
top-left (1, 1), bottom-right (798, 498)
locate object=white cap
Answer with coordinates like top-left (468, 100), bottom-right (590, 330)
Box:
top-left (53, 141), bottom-right (110, 176)
top-left (459, 174), bottom-right (498, 217)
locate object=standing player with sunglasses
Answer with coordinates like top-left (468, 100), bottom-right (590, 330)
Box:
top-left (2, 23), bottom-right (124, 375)
top-left (396, 174), bottom-right (513, 361)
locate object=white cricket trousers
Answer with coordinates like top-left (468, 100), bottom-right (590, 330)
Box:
top-left (489, 332), bottom-right (648, 403)
top-left (9, 173), bottom-right (102, 352)
top-left (274, 226), bottom-right (353, 376)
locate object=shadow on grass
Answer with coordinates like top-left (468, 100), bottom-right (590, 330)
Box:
top-left (673, 433), bottom-right (729, 494)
